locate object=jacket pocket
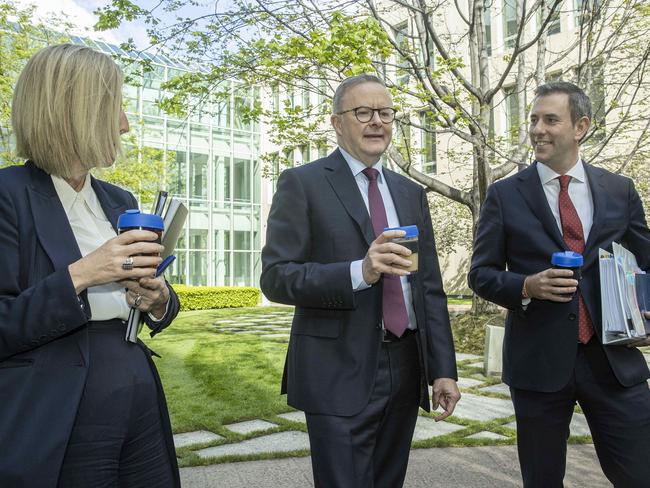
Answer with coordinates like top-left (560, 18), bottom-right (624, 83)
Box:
top-left (292, 309), bottom-right (342, 338)
top-left (0, 358), bottom-right (34, 369)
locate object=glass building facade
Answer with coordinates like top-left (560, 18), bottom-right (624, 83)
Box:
top-left (70, 37), bottom-right (262, 287)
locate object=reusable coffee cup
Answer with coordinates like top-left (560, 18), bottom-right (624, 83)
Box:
top-left (117, 209), bottom-right (164, 250)
top-left (384, 225), bottom-right (419, 272)
top-left (551, 251), bottom-right (583, 295)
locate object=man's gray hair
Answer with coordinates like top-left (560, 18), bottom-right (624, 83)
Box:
top-left (534, 81), bottom-right (592, 124)
top-left (332, 74), bottom-right (387, 114)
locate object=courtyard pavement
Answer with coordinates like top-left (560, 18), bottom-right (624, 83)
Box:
top-left (173, 308), bottom-right (645, 487)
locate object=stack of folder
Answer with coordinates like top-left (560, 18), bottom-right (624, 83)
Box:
top-left (599, 242), bottom-right (650, 345)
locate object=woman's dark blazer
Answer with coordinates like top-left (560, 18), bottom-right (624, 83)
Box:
top-left (0, 161), bottom-right (181, 488)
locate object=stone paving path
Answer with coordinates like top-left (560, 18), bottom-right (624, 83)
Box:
top-left (172, 309), bottom-right (650, 464)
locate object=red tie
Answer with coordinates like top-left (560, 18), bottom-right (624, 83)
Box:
top-left (363, 168), bottom-right (409, 337)
top-left (558, 175), bottom-right (594, 344)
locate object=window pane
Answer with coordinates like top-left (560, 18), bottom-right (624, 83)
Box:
top-left (504, 87), bottom-right (520, 144)
top-left (169, 250), bottom-right (187, 284)
top-left (421, 114), bottom-right (437, 174)
top-left (233, 92), bottom-right (251, 131)
top-left (234, 252), bottom-right (251, 286)
top-left (168, 121), bottom-right (188, 147)
top-left (190, 123), bottom-right (210, 148)
top-left (143, 116), bottom-right (164, 143)
top-left (189, 250), bottom-right (207, 285)
top-left (503, 0), bottom-right (518, 48)
top-left (190, 151), bottom-right (209, 200)
top-left (214, 249), bottom-right (230, 286)
top-left (233, 158), bottom-right (251, 202)
top-left (189, 228), bottom-right (208, 249)
top-left (234, 230), bottom-right (251, 250)
top-left (169, 150), bottom-right (187, 196)
top-left (214, 155), bottom-right (231, 203)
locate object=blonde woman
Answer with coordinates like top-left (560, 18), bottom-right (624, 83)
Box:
top-left (0, 44), bottom-right (181, 487)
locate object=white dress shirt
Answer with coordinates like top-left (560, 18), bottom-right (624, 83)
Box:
top-left (522, 158), bottom-right (595, 307)
top-left (52, 174), bottom-right (131, 321)
top-left (340, 148), bottom-right (417, 330)
top-left (536, 158), bottom-right (594, 241)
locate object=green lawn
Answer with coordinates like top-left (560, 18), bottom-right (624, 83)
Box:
top-left (141, 306), bottom-right (515, 466)
top-left (143, 307), bottom-right (291, 434)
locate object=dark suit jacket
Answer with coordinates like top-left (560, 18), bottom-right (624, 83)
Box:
top-left (468, 161), bottom-right (650, 392)
top-left (260, 150), bottom-right (457, 416)
top-left (0, 161), bottom-right (181, 488)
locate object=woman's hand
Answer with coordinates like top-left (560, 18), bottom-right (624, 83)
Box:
top-left (121, 276), bottom-right (170, 319)
top-left (68, 230), bottom-right (163, 294)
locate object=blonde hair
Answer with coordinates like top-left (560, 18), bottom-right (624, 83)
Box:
top-left (11, 43), bottom-right (124, 177)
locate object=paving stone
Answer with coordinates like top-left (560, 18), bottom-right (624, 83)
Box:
top-left (277, 411), bottom-right (306, 424)
top-left (569, 413), bottom-right (591, 436)
top-left (466, 362), bottom-right (485, 368)
top-left (411, 416), bottom-right (465, 441)
top-left (457, 377), bottom-right (485, 389)
top-left (478, 383), bottom-right (511, 396)
top-left (465, 431), bottom-right (510, 440)
top-left (173, 430), bottom-right (224, 449)
top-left (456, 353), bottom-right (481, 361)
top-left (195, 431), bottom-right (310, 459)
top-left (505, 413), bottom-right (591, 437)
top-left (224, 420), bottom-right (278, 435)
top-left (451, 393), bottom-right (514, 421)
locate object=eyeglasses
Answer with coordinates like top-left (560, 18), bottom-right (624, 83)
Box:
top-left (337, 106), bottom-right (397, 124)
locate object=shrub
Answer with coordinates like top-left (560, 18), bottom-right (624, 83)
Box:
top-left (172, 285), bottom-right (260, 311)
top-left (452, 312), bottom-right (504, 354)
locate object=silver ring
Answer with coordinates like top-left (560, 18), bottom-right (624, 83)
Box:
top-left (134, 294), bottom-right (142, 307)
top-left (121, 256), bottom-right (134, 271)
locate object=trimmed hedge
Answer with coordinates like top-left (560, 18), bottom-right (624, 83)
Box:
top-left (172, 285), bottom-right (260, 311)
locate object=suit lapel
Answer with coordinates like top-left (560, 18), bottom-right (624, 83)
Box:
top-left (91, 177), bottom-right (131, 233)
top-left (516, 162), bottom-right (566, 250)
top-left (583, 162), bottom-right (606, 254)
top-left (324, 150), bottom-right (375, 247)
top-left (383, 167), bottom-right (416, 227)
top-left (26, 162), bottom-right (82, 271)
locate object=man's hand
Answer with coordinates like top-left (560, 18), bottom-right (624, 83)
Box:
top-left (627, 311), bottom-right (650, 347)
top-left (432, 378), bottom-right (461, 421)
top-left (362, 230), bottom-right (412, 285)
top-left (524, 268), bottom-right (578, 302)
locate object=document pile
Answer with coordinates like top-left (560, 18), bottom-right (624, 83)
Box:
top-left (599, 242), bottom-right (650, 345)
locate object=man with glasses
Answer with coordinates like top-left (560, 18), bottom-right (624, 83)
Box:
top-left (261, 74), bottom-right (459, 487)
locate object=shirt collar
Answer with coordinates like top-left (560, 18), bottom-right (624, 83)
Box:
top-left (51, 173), bottom-right (104, 218)
top-left (536, 156), bottom-right (585, 186)
top-left (339, 146), bottom-right (384, 181)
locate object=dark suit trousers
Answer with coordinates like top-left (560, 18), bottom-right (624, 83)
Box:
top-left (305, 332), bottom-right (420, 488)
top-left (57, 320), bottom-right (176, 488)
top-left (511, 338), bottom-right (650, 488)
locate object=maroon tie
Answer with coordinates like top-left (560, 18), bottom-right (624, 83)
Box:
top-left (558, 175), bottom-right (594, 344)
top-left (362, 167), bottom-right (409, 337)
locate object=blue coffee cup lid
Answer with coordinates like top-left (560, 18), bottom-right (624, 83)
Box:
top-left (383, 225), bottom-right (419, 238)
top-left (551, 251), bottom-right (583, 267)
top-left (117, 209), bottom-right (164, 231)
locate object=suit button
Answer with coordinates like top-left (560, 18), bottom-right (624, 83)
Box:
top-left (568, 313), bottom-right (577, 321)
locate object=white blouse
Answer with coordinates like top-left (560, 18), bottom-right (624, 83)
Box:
top-left (51, 174), bottom-right (131, 321)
